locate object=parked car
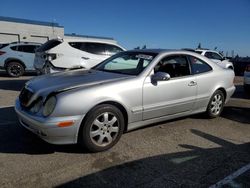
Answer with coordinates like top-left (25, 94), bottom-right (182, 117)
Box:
top-left (244, 64), bottom-right (250, 93)
top-left (195, 49), bottom-right (234, 70)
top-left (34, 37), bottom-right (125, 74)
top-left (15, 49), bottom-right (235, 152)
top-left (0, 42), bottom-right (41, 77)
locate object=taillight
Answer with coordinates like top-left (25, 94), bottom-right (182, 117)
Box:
top-left (246, 64), bottom-right (250, 72)
top-left (0, 51), bottom-right (6, 55)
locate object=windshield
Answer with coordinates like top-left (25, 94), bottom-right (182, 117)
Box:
top-left (93, 52), bottom-right (157, 75)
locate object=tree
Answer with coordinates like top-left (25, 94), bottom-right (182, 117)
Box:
top-left (142, 45), bottom-right (147, 49)
top-left (197, 43), bottom-right (201, 49)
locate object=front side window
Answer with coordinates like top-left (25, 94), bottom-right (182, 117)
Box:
top-left (188, 55), bottom-right (212, 74)
top-left (154, 55), bottom-right (191, 78)
top-left (94, 52), bottom-right (157, 75)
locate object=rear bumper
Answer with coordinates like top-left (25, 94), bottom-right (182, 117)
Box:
top-left (225, 86), bottom-right (236, 103)
top-left (15, 99), bottom-right (84, 145)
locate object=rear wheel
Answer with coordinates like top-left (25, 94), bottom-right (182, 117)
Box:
top-left (79, 104), bottom-right (125, 152)
top-left (206, 90), bottom-right (225, 118)
top-left (6, 62), bottom-right (24, 77)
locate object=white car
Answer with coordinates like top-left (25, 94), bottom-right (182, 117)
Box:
top-left (0, 42), bottom-right (41, 77)
top-left (34, 37), bottom-right (125, 74)
top-left (244, 64), bottom-right (250, 93)
top-left (195, 49), bottom-right (234, 70)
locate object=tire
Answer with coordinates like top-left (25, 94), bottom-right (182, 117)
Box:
top-left (79, 104), bottom-right (125, 152)
top-left (206, 90), bottom-right (225, 118)
top-left (6, 62), bottom-right (24, 77)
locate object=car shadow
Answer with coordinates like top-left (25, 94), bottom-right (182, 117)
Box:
top-left (232, 85), bottom-right (250, 99)
top-left (0, 71), bottom-right (37, 77)
top-left (221, 106), bottom-right (250, 124)
top-left (0, 71), bottom-right (35, 91)
top-left (0, 107), bottom-right (87, 154)
top-left (0, 79), bottom-right (29, 91)
top-left (56, 129), bottom-right (250, 188)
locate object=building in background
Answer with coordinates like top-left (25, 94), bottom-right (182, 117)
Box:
top-left (0, 16), bottom-right (113, 44)
top-left (0, 16), bottom-right (64, 43)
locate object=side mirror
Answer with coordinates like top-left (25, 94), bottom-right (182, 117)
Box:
top-left (152, 72), bottom-right (171, 82)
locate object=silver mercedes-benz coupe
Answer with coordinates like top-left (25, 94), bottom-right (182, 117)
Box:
top-left (15, 49), bottom-right (235, 152)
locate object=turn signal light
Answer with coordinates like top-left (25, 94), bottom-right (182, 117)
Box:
top-left (57, 121), bottom-right (74, 127)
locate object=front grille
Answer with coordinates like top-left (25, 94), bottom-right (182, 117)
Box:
top-left (19, 87), bottom-right (34, 107)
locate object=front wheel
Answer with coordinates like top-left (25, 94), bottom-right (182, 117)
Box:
top-left (79, 104), bottom-right (125, 152)
top-left (206, 90), bottom-right (225, 118)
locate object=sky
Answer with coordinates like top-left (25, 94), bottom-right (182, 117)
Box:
top-left (1, 0), bottom-right (250, 56)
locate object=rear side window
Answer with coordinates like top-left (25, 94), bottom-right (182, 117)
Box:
top-left (195, 51), bottom-right (202, 54)
top-left (10, 45), bottom-right (39, 53)
top-left (68, 42), bottom-right (106, 55)
top-left (36, 40), bottom-right (62, 52)
top-left (205, 52), bottom-right (222, 60)
top-left (105, 44), bottom-right (123, 55)
top-left (84, 43), bottom-right (106, 55)
top-left (188, 55), bottom-right (212, 74)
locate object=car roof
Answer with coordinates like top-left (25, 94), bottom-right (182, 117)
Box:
top-left (127, 49), bottom-right (201, 55)
top-left (127, 49), bottom-right (174, 54)
top-left (63, 37), bottom-right (118, 45)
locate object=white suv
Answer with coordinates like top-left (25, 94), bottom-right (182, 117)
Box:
top-left (34, 37), bottom-right (125, 74)
top-left (195, 49), bottom-right (234, 70)
top-left (0, 42), bottom-right (41, 77)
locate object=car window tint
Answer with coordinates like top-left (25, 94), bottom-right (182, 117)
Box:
top-left (154, 55), bottom-right (191, 78)
top-left (68, 42), bottom-right (82, 50)
top-left (211, 52), bottom-right (222, 60)
top-left (195, 51), bottom-right (202, 54)
top-left (0, 43), bottom-right (9, 49)
top-left (85, 43), bottom-right (106, 55)
top-left (20, 45), bottom-right (39, 53)
top-left (188, 55), bottom-right (212, 74)
top-left (10, 45), bottom-right (18, 51)
top-left (205, 52), bottom-right (222, 60)
top-left (105, 44), bottom-right (123, 55)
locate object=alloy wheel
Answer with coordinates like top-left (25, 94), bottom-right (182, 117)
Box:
top-left (90, 112), bottom-right (119, 147)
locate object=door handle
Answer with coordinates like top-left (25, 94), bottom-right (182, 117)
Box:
top-left (188, 81), bottom-right (197, 86)
top-left (81, 56), bottom-right (90, 60)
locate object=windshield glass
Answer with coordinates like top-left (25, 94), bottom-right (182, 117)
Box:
top-left (93, 52), bottom-right (157, 75)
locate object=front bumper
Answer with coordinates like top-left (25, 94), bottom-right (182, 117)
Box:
top-left (15, 99), bottom-right (84, 145)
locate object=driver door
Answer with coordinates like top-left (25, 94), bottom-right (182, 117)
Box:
top-left (142, 55), bottom-right (197, 120)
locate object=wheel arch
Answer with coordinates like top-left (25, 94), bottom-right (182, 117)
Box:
top-left (4, 58), bottom-right (26, 69)
top-left (77, 100), bottom-right (129, 143)
top-left (216, 87), bottom-right (227, 100)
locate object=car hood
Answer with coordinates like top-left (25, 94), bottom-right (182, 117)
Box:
top-left (26, 69), bottom-right (132, 97)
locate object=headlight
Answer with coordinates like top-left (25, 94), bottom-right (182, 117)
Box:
top-left (30, 98), bottom-right (43, 114)
top-left (43, 96), bottom-right (57, 117)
